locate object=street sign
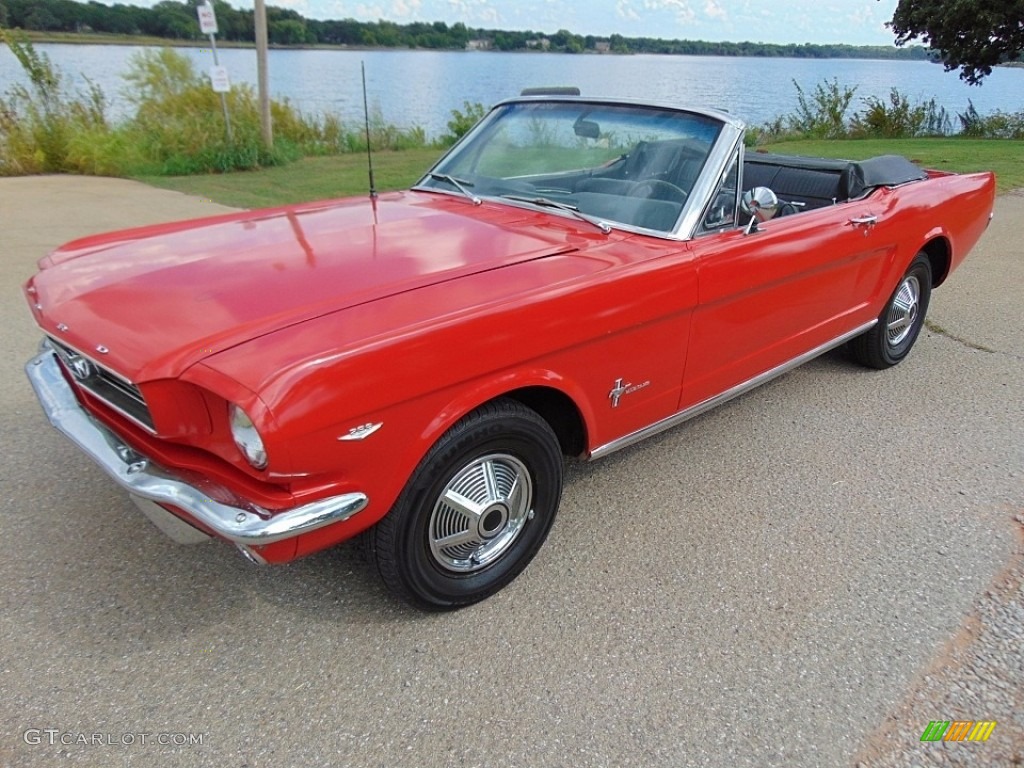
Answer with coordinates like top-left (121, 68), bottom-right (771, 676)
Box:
top-left (197, 2), bottom-right (218, 35)
top-left (209, 65), bottom-right (231, 93)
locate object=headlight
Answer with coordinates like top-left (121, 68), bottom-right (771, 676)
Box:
top-left (229, 404), bottom-right (267, 470)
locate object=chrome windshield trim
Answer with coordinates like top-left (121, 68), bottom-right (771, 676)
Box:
top-left (589, 320), bottom-right (876, 460)
top-left (26, 350), bottom-right (369, 546)
top-left (675, 124), bottom-right (745, 240)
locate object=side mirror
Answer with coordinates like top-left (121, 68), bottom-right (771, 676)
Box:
top-left (741, 186), bottom-right (779, 234)
top-left (741, 186), bottom-right (780, 221)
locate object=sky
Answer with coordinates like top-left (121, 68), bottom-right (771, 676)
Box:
top-left (268, 0), bottom-right (906, 47)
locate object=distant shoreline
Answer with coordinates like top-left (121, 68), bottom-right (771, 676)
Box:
top-left (16, 30), bottom-right (932, 61)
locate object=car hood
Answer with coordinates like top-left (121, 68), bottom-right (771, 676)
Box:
top-left (26, 192), bottom-right (578, 381)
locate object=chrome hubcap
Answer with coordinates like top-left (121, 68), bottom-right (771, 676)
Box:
top-left (886, 275), bottom-right (920, 346)
top-left (428, 454), bottom-right (533, 573)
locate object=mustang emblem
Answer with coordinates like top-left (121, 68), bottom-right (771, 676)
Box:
top-left (608, 378), bottom-right (650, 408)
top-left (338, 422), bottom-right (384, 441)
top-left (68, 355), bottom-right (95, 381)
top-left (61, 349), bottom-right (96, 382)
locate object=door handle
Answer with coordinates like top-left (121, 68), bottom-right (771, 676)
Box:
top-left (847, 214), bottom-right (877, 235)
top-left (847, 214), bottom-right (878, 227)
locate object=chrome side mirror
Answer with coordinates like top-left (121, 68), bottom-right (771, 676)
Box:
top-left (741, 186), bottom-right (779, 233)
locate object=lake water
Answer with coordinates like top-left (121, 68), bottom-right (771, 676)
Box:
top-left (2, 44), bottom-right (1022, 138)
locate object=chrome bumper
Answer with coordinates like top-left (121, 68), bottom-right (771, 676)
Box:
top-left (25, 350), bottom-right (369, 548)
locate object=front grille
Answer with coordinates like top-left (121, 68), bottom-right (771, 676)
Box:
top-left (48, 337), bottom-right (156, 432)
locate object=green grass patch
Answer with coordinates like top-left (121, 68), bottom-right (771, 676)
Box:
top-left (142, 138), bottom-right (1021, 209)
top-left (138, 147), bottom-right (445, 208)
top-left (761, 138), bottom-right (1023, 193)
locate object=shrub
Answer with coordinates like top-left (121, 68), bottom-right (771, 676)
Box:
top-left (0, 29), bottom-right (110, 174)
top-left (958, 100), bottom-right (1024, 139)
top-left (788, 78), bottom-right (856, 139)
top-left (850, 89), bottom-right (953, 138)
top-left (441, 100), bottom-right (488, 145)
top-left (1, 37), bottom-right (432, 177)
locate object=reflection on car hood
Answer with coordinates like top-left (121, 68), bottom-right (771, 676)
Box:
top-left (27, 191), bottom-right (579, 381)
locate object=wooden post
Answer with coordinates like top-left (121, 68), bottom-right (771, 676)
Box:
top-left (254, 0), bottom-right (273, 149)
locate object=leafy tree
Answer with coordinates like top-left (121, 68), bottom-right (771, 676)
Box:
top-left (888, 0), bottom-right (1024, 84)
top-left (0, 1), bottom-right (9, 27)
top-left (269, 19), bottom-right (309, 45)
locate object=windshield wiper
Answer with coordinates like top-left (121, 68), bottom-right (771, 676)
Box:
top-left (501, 194), bottom-right (612, 235)
top-left (428, 173), bottom-right (481, 205)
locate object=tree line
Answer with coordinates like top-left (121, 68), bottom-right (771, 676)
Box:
top-left (0, 0), bottom-right (934, 59)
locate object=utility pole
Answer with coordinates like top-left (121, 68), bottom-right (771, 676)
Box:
top-left (254, 0), bottom-right (273, 150)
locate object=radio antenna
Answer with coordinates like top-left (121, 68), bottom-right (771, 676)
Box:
top-left (361, 62), bottom-right (378, 199)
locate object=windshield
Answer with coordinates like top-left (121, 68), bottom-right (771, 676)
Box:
top-left (418, 101), bottom-right (724, 234)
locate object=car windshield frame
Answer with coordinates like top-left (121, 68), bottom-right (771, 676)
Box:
top-left (415, 98), bottom-right (743, 240)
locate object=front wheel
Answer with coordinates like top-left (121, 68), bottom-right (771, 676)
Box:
top-left (366, 399), bottom-right (563, 610)
top-left (849, 252), bottom-right (932, 369)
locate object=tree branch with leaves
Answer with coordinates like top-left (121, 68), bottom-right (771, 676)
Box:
top-left (887, 0), bottom-right (1024, 84)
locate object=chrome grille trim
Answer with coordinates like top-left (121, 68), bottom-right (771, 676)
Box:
top-left (46, 337), bottom-right (156, 433)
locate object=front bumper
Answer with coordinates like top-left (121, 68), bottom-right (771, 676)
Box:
top-left (25, 349), bottom-right (369, 549)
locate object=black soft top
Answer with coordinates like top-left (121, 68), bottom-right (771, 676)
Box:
top-left (746, 152), bottom-right (927, 201)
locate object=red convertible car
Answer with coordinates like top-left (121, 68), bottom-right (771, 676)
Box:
top-left (24, 94), bottom-right (995, 609)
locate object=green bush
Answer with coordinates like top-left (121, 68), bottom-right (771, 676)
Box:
top-left (0, 28), bottom-right (110, 174)
top-left (958, 100), bottom-right (1024, 139)
top-left (788, 78), bottom-right (856, 139)
top-left (120, 48), bottom-right (297, 173)
top-left (0, 37), bottom-right (433, 177)
top-left (441, 100), bottom-right (488, 145)
top-left (850, 89), bottom-right (952, 138)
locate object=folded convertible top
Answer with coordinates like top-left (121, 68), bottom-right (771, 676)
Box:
top-left (746, 152), bottom-right (927, 201)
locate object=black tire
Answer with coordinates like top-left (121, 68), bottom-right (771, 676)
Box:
top-left (849, 252), bottom-right (932, 369)
top-left (366, 398), bottom-right (563, 610)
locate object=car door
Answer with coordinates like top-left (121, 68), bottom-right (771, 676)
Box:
top-left (680, 197), bottom-right (896, 409)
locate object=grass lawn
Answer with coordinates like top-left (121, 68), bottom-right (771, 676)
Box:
top-left (139, 138), bottom-right (1022, 209)
top-left (762, 138), bottom-right (1024, 192)
top-left (138, 147), bottom-right (445, 209)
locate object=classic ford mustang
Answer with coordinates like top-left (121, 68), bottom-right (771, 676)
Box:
top-left (24, 94), bottom-right (995, 609)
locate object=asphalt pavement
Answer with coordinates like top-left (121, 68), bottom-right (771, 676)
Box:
top-left (1, 176), bottom-right (1021, 768)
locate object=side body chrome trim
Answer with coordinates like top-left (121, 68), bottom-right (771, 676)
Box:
top-left (26, 350), bottom-right (369, 547)
top-left (589, 320), bottom-right (876, 460)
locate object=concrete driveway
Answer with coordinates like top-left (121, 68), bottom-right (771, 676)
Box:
top-left (1, 176), bottom-right (1021, 768)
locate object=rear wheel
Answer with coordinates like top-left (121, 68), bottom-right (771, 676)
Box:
top-left (367, 399), bottom-right (563, 610)
top-left (849, 252), bottom-right (932, 369)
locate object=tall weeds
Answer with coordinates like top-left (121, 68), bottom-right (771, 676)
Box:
top-left (788, 78), bottom-right (857, 139)
top-left (0, 29), bottom-right (109, 173)
top-left (0, 34), bottom-right (435, 177)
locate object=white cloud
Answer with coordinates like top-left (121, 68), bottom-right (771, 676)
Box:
top-left (703, 0), bottom-right (726, 21)
top-left (446, 0), bottom-right (501, 25)
top-left (642, 0), bottom-right (697, 25)
top-left (616, 0), bottom-right (641, 22)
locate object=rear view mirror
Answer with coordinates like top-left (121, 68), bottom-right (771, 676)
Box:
top-left (573, 119), bottom-right (600, 140)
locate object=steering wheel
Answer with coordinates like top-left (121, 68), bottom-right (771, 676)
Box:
top-left (632, 179), bottom-right (688, 204)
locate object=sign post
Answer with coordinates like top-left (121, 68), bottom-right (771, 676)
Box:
top-left (196, 1), bottom-right (233, 143)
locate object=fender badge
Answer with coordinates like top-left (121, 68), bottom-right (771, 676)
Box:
top-left (338, 422), bottom-right (383, 441)
top-left (609, 378), bottom-right (650, 408)
top-left (95, 345), bottom-right (109, 355)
